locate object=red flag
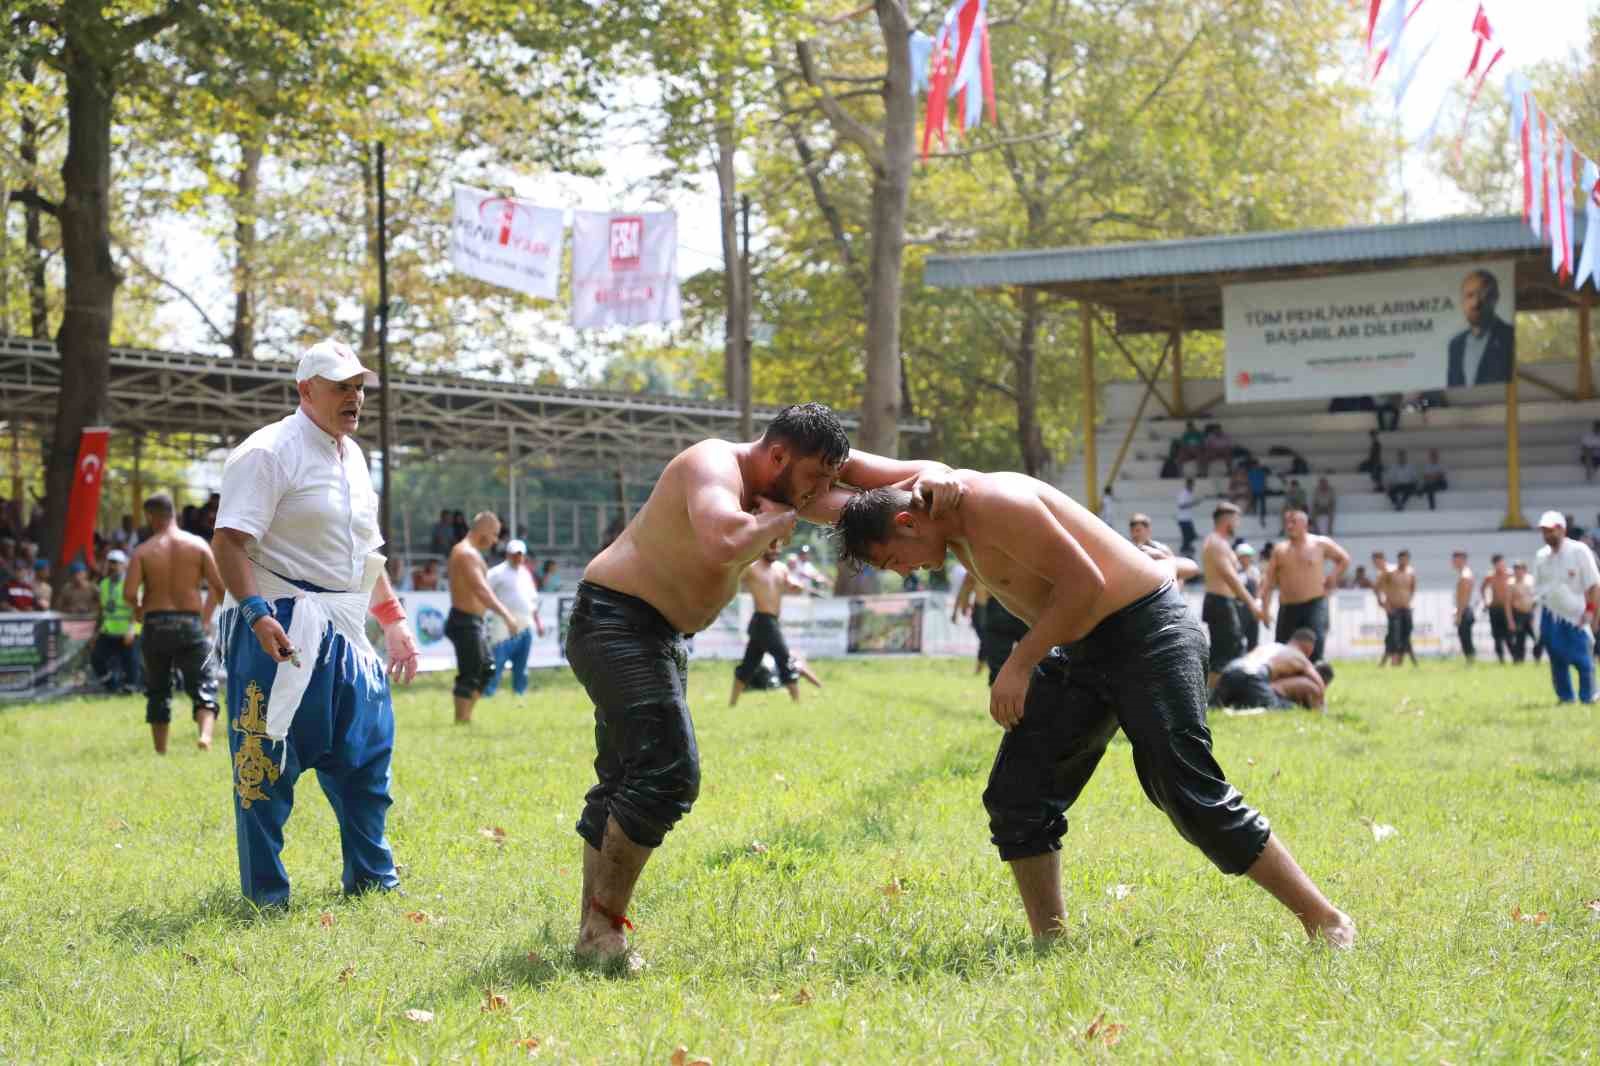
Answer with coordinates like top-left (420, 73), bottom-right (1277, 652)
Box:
top-left (1522, 91), bottom-right (1535, 225)
top-left (58, 427), bottom-right (110, 569)
top-left (979, 12), bottom-right (996, 123)
top-left (1366, 0), bottom-right (1383, 48)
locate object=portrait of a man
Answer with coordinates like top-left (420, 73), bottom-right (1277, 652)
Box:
top-left (1447, 268), bottom-right (1515, 387)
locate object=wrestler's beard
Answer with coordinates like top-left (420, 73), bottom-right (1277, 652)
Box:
top-left (768, 463), bottom-right (800, 507)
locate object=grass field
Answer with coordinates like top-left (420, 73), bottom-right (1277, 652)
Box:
top-left (2, 655), bottom-right (1598, 1064)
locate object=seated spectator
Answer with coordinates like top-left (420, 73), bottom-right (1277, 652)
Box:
top-left (1420, 449), bottom-right (1448, 510)
top-left (1385, 449), bottom-right (1421, 511)
top-left (31, 559), bottom-right (51, 610)
top-left (1176, 420), bottom-right (1205, 470)
top-left (1580, 420), bottom-right (1600, 481)
top-left (412, 559), bottom-right (442, 591)
top-left (1311, 476), bottom-right (1337, 535)
top-left (1200, 423), bottom-right (1234, 476)
top-left (1357, 430), bottom-right (1384, 491)
top-left (6, 567), bottom-right (37, 611)
top-left (1349, 565), bottom-right (1371, 590)
top-left (1376, 393), bottom-right (1402, 432)
top-left (1159, 440), bottom-right (1183, 479)
top-left (57, 562), bottom-right (99, 614)
top-left (1245, 460), bottom-right (1269, 524)
top-left (1210, 629), bottom-right (1333, 711)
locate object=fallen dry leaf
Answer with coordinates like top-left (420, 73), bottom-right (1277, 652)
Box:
top-left (1246, 757), bottom-right (1257, 767)
top-left (526, 951), bottom-right (545, 966)
top-left (1107, 883), bottom-right (1135, 902)
top-left (1511, 906), bottom-right (1549, 925)
top-left (1359, 816), bottom-right (1397, 842)
top-left (181, 952), bottom-right (199, 966)
top-left (880, 877), bottom-right (906, 897)
top-left (319, 912), bottom-right (334, 928)
top-left (402, 1008), bottom-right (434, 1024)
top-left (670, 1047), bottom-right (688, 1066)
top-left (1585, 899), bottom-right (1600, 914)
top-left (772, 773), bottom-right (787, 784)
top-left (405, 911), bottom-right (432, 924)
top-left (1083, 1011), bottom-right (1127, 1047)
top-left (512, 1036), bottom-right (541, 1056)
top-left (479, 826), bottom-right (508, 844)
top-left (793, 987), bottom-right (814, 1006)
top-left (483, 990), bottom-right (509, 1012)
top-left (338, 965), bottom-right (355, 984)
top-left (748, 840), bottom-right (769, 855)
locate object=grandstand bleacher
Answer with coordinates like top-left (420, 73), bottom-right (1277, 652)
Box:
top-left (1065, 362), bottom-right (1600, 587)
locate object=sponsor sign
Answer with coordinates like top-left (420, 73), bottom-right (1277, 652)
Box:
top-left (571, 210), bottom-right (681, 328)
top-left (449, 185), bottom-right (564, 299)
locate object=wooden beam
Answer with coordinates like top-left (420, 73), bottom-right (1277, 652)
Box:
top-left (1087, 306), bottom-right (1176, 417)
top-left (1515, 366), bottom-right (1578, 402)
top-left (1501, 372), bottom-right (1528, 530)
top-left (1107, 345), bottom-right (1173, 490)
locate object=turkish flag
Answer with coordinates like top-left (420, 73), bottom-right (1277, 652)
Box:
top-left (58, 427), bottom-right (110, 569)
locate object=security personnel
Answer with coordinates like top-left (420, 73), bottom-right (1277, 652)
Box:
top-left (90, 549), bottom-right (141, 693)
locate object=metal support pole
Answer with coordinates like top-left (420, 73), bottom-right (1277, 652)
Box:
top-left (1080, 304), bottom-right (1099, 513)
top-left (739, 194), bottom-right (754, 440)
top-left (506, 425), bottom-right (517, 540)
top-left (1170, 327), bottom-right (1185, 416)
top-left (1501, 373), bottom-right (1528, 530)
top-left (375, 141), bottom-right (395, 551)
top-left (1579, 298), bottom-right (1594, 401)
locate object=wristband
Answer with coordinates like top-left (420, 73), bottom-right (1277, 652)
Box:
top-left (372, 597), bottom-right (406, 628)
top-left (239, 595), bottom-right (272, 629)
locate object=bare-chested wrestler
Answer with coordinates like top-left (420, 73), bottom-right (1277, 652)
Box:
top-left (1212, 628), bottom-right (1333, 711)
top-left (1452, 549), bottom-right (1476, 661)
top-left (1260, 509), bottom-right (1349, 662)
top-left (834, 473), bottom-right (1355, 948)
top-left (445, 512), bottom-right (522, 724)
top-left (567, 403), bottom-right (962, 969)
top-left (730, 547), bottom-right (818, 706)
top-left (125, 493), bottom-right (224, 753)
top-left (1510, 560), bottom-right (1540, 663)
top-left (1369, 551), bottom-right (1392, 666)
top-left (1480, 554), bottom-right (1514, 663)
top-left (1385, 549), bottom-right (1419, 666)
top-left (1201, 502), bottom-right (1264, 687)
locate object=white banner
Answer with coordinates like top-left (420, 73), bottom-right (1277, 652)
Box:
top-left (449, 185), bottom-right (564, 299)
top-left (1224, 261), bottom-right (1516, 403)
top-left (570, 210), bottom-right (681, 328)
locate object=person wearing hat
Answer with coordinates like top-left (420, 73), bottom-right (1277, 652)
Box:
top-left (57, 561), bottom-right (100, 615)
top-left (1233, 542), bottom-right (1263, 651)
top-left (1532, 511), bottom-right (1600, 703)
top-left (211, 338), bottom-right (421, 907)
top-left (483, 538), bottom-right (545, 699)
top-left (90, 549), bottom-right (141, 693)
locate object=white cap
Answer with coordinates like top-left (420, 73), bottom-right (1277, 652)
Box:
top-left (296, 340), bottom-right (378, 387)
top-left (1235, 543), bottom-right (1256, 557)
top-left (505, 539), bottom-right (527, 555)
top-left (106, 549), bottom-right (128, 564)
top-left (1538, 510), bottom-right (1567, 529)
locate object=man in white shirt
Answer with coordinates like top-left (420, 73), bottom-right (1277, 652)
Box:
top-left (1532, 510), bottom-right (1600, 704)
top-left (212, 339), bottom-right (421, 908)
top-left (1175, 478), bottom-right (1198, 556)
top-left (1580, 421), bottom-right (1600, 482)
top-left (483, 539), bottom-right (546, 698)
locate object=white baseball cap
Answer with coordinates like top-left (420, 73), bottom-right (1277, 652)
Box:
top-left (296, 340), bottom-right (378, 387)
top-left (1537, 510), bottom-right (1567, 529)
top-left (505, 539), bottom-right (527, 555)
top-left (106, 549), bottom-right (128, 564)
top-left (1235, 543), bottom-right (1257, 557)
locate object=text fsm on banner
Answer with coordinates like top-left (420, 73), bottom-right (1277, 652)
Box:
top-left (1224, 261), bottom-right (1516, 403)
top-left (449, 185), bottom-right (564, 300)
top-left (570, 210), bottom-right (681, 329)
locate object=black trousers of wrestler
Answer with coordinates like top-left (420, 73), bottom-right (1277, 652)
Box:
top-left (1457, 608), bottom-right (1476, 660)
top-left (981, 599), bottom-right (1031, 685)
top-left (1487, 607), bottom-right (1512, 662)
top-left (735, 611), bottom-right (797, 689)
top-left (1274, 596), bottom-right (1328, 661)
top-left (983, 583), bottom-right (1271, 875)
top-left (1202, 593), bottom-right (1245, 676)
top-left (141, 611), bottom-right (219, 724)
top-left (1388, 607), bottom-right (1414, 660)
top-left (566, 582), bottom-right (699, 851)
top-left (1511, 609), bottom-right (1540, 662)
top-left (445, 607), bottom-right (493, 699)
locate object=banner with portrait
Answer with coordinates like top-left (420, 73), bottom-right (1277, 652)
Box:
top-left (0, 612), bottom-right (98, 701)
top-left (1224, 261), bottom-right (1517, 403)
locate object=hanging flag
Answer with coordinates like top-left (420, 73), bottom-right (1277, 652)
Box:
top-left (920, 0), bottom-right (995, 158)
top-left (1557, 134), bottom-right (1575, 280)
top-left (909, 31), bottom-right (934, 94)
top-left (449, 185), bottom-right (565, 300)
top-left (570, 210), bottom-right (681, 329)
top-left (1370, 0), bottom-right (1420, 81)
top-left (57, 427), bottom-right (110, 570)
top-left (1458, 4), bottom-right (1504, 124)
top-left (1543, 112), bottom-right (1560, 253)
top-left (1575, 157), bottom-right (1600, 291)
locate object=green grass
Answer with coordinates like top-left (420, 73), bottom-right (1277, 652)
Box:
top-left (2, 656), bottom-right (1598, 1064)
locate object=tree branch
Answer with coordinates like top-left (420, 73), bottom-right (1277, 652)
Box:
top-left (812, 4), bottom-right (873, 26)
top-left (924, 129), bottom-right (1065, 162)
top-left (7, 188), bottom-right (59, 217)
top-left (119, 2), bottom-right (190, 47)
top-left (115, 243), bottom-right (231, 347)
top-left (794, 39), bottom-right (885, 170)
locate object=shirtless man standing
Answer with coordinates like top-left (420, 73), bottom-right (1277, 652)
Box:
top-left (1452, 550), bottom-right (1476, 661)
top-left (446, 512), bottom-right (522, 724)
top-left (1201, 502), bottom-right (1264, 687)
top-left (566, 403), bottom-right (961, 968)
top-left (1510, 560), bottom-right (1540, 663)
top-left (730, 547), bottom-right (816, 705)
top-left (1480, 554), bottom-right (1514, 663)
top-left (1212, 628), bottom-right (1332, 711)
top-left (1370, 551), bottom-right (1393, 666)
top-left (1260, 509), bottom-right (1349, 661)
top-left (125, 493), bottom-right (224, 753)
top-left (835, 474), bottom-right (1355, 948)
top-left (1385, 550), bottom-right (1419, 667)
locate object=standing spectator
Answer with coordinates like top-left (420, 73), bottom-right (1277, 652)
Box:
top-left (1510, 560), bottom-right (1539, 663)
top-left (1246, 460), bottom-right (1269, 526)
top-left (57, 562), bottom-right (99, 614)
top-left (1281, 479), bottom-right (1309, 531)
top-left (450, 509), bottom-right (470, 545)
top-left (1385, 450), bottom-right (1421, 511)
top-left (1358, 431), bottom-right (1384, 491)
top-left (539, 559), bottom-right (561, 593)
top-left (1532, 511), bottom-right (1600, 703)
top-left (1420, 450), bottom-right (1449, 510)
top-left (1127, 513), bottom-right (1171, 554)
top-left (1310, 477), bottom-right (1337, 535)
top-left (483, 539), bottom-right (546, 699)
top-left (1200, 423), bottom-right (1234, 476)
top-left (429, 509), bottom-right (454, 555)
top-left (90, 549), bottom-right (141, 694)
top-left (1175, 478), bottom-right (1198, 556)
top-left (1452, 551), bottom-right (1476, 662)
top-left (1235, 543), bottom-right (1262, 651)
top-left (1375, 393), bottom-right (1402, 432)
top-left (110, 514), bottom-right (138, 551)
top-left (1581, 421), bottom-right (1600, 481)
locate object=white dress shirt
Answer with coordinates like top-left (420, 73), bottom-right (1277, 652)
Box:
top-left (487, 560), bottom-right (537, 626)
top-left (1533, 537), bottom-right (1600, 627)
top-left (216, 408), bottom-right (384, 593)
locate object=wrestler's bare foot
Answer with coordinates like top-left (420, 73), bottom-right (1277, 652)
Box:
top-left (1306, 909), bottom-right (1356, 949)
top-left (151, 723), bottom-right (169, 755)
top-left (196, 710), bottom-right (216, 750)
top-left (573, 925), bottom-right (645, 975)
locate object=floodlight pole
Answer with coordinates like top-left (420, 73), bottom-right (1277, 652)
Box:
top-left (376, 141), bottom-right (394, 551)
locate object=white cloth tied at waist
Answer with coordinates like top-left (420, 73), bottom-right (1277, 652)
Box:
top-left (226, 554), bottom-right (385, 748)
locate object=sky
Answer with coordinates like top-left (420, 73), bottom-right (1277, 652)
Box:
top-left (134, 0), bottom-right (1598, 357)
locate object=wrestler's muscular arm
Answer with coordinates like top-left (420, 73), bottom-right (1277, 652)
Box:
top-left (461, 555), bottom-right (522, 636)
top-left (801, 452), bottom-right (963, 524)
top-left (123, 550), bottom-right (144, 624)
top-left (1257, 552), bottom-right (1279, 620)
top-left (1319, 536), bottom-right (1350, 592)
top-left (686, 447), bottom-right (798, 562)
top-left (214, 528), bottom-right (294, 663)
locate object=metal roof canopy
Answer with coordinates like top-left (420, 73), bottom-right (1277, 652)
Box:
top-left (924, 214), bottom-right (1586, 334)
top-left (0, 335), bottom-right (926, 468)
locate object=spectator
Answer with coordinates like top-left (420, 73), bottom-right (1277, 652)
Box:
top-left (412, 559), bottom-right (441, 591)
top-left (1128, 513), bottom-right (1171, 554)
top-left (23, 505), bottom-right (43, 545)
top-left (1200, 423), bottom-right (1234, 476)
top-left (1581, 420), bottom-right (1600, 482)
top-left (1246, 460), bottom-right (1269, 526)
top-left (57, 561), bottom-right (99, 614)
top-left (1227, 465), bottom-right (1251, 513)
top-left (195, 494), bottom-right (219, 541)
top-left (1310, 477), bottom-right (1337, 535)
top-left (1358, 430), bottom-right (1384, 491)
top-left (5, 566), bottom-right (38, 611)
top-left (1159, 440), bottom-right (1183, 479)
top-left (1097, 483), bottom-right (1116, 527)
top-left (1176, 420), bottom-right (1205, 471)
top-left (1348, 564), bottom-right (1370, 590)
top-left (1281, 479), bottom-right (1309, 529)
top-left (1417, 449), bottom-right (1449, 510)
top-left (429, 509), bottom-right (454, 555)
top-left (110, 514), bottom-right (138, 551)
top-left (1386, 450), bottom-right (1421, 511)
top-left (1236, 542), bottom-right (1262, 651)
top-left (483, 539), bottom-right (545, 699)
top-left (451, 509), bottom-right (469, 545)
top-left (1375, 393), bottom-right (1402, 432)
top-left (90, 549), bottom-right (141, 694)
top-left (539, 559), bottom-right (561, 592)
top-left (1533, 511), bottom-right (1600, 703)
top-left (31, 559), bottom-right (51, 610)
top-left (386, 556), bottom-right (411, 592)
top-left (1176, 477), bottom-right (1198, 556)
top-left (180, 504), bottom-right (199, 534)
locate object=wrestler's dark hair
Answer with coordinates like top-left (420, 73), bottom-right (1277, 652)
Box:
top-left (1465, 268), bottom-right (1499, 303)
top-left (834, 487), bottom-right (917, 567)
top-left (1315, 660), bottom-right (1334, 684)
top-left (1213, 501), bottom-right (1240, 523)
top-left (1291, 627), bottom-right (1318, 647)
top-left (761, 403), bottom-right (850, 467)
top-left (142, 493), bottom-right (174, 516)
top-left (1491, 553), bottom-right (1504, 563)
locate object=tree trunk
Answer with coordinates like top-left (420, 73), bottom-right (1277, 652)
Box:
top-left (860, 0), bottom-right (915, 456)
top-left (229, 137), bottom-right (263, 359)
top-left (1014, 286), bottom-right (1051, 476)
top-left (45, 47), bottom-right (120, 566)
top-left (714, 95), bottom-right (748, 422)
top-left (19, 59), bottom-right (49, 340)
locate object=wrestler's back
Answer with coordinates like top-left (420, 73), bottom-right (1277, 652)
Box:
top-left (744, 559), bottom-right (789, 616)
top-left (134, 529), bottom-right (209, 613)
